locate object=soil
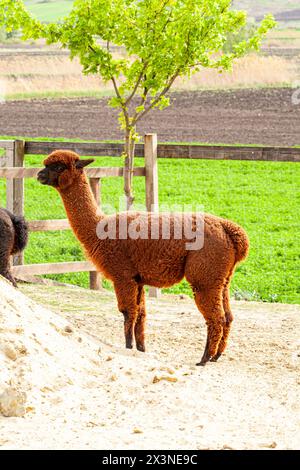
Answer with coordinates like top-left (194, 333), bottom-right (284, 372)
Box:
top-left (0, 88), bottom-right (299, 146)
top-left (1, 280), bottom-right (299, 450)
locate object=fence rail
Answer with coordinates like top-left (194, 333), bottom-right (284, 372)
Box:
top-left (27, 219), bottom-right (70, 232)
top-left (0, 136), bottom-right (299, 296)
top-left (2, 139), bottom-right (300, 162)
top-left (22, 139), bottom-right (300, 162)
top-left (12, 261), bottom-right (96, 277)
top-left (0, 166), bottom-right (146, 178)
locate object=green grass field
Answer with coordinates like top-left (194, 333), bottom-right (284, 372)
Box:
top-left (22, 1), bottom-right (300, 27)
top-left (25, 0), bottom-right (73, 22)
top-left (1, 137), bottom-right (299, 304)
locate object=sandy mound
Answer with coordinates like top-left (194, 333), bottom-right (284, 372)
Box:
top-left (0, 276), bottom-right (103, 418)
top-left (0, 277), bottom-right (182, 447)
top-left (0, 278), bottom-right (299, 450)
top-left (0, 276), bottom-right (175, 418)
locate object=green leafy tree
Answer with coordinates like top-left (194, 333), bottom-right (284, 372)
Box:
top-left (0, 0), bottom-right (275, 208)
top-left (223, 18), bottom-right (257, 53)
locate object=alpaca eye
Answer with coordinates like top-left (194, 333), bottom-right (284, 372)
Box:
top-left (55, 164), bottom-right (67, 172)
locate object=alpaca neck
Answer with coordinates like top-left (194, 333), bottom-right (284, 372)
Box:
top-left (58, 175), bottom-right (102, 252)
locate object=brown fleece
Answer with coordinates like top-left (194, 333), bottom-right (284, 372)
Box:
top-left (0, 208), bottom-right (28, 288)
top-left (42, 150), bottom-right (249, 365)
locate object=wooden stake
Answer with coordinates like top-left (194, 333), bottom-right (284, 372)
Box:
top-left (144, 134), bottom-right (160, 298)
top-left (89, 177), bottom-right (102, 290)
top-left (6, 140), bottom-right (25, 266)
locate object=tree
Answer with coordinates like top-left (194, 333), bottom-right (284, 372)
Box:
top-left (0, 0), bottom-right (275, 208)
top-left (223, 18), bottom-right (257, 54)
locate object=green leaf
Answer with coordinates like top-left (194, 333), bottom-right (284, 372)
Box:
top-left (135, 105), bottom-right (145, 114)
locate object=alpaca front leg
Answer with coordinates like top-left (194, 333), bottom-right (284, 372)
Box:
top-left (122, 310), bottom-right (137, 349)
top-left (134, 286), bottom-right (146, 352)
top-left (114, 280), bottom-right (139, 350)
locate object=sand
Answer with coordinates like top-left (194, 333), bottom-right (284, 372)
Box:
top-left (0, 278), bottom-right (299, 450)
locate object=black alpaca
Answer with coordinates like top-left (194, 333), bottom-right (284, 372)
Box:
top-left (0, 208), bottom-right (28, 287)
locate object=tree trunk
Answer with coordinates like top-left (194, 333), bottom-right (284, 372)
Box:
top-left (124, 128), bottom-right (136, 210)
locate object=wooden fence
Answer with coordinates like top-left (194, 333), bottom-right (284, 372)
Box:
top-left (0, 137), bottom-right (299, 294)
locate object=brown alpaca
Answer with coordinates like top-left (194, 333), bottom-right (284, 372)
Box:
top-left (37, 150), bottom-right (249, 365)
top-left (0, 208), bottom-right (28, 287)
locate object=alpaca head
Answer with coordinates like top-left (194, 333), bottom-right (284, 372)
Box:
top-left (37, 150), bottom-right (94, 190)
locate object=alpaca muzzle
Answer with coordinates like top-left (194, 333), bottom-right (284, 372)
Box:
top-left (37, 169), bottom-right (49, 185)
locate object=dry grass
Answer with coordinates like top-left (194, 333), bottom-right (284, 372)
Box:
top-left (176, 55), bottom-right (298, 90)
top-left (0, 54), bottom-right (79, 75)
top-left (0, 55), bottom-right (112, 96)
top-left (267, 29), bottom-right (300, 40)
top-left (265, 28), bottom-right (300, 48)
top-left (0, 52), bottom-right (298, 99)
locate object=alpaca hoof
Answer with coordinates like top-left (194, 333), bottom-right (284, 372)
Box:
top-left (7, 277), bottom-right (18, 288)
top-left (196, 352), bottom-right (212, 366)
top-left (210, 353), bottom-right (222, 362)
top-left (196, 359), bottom-right (210, 366)
top-left (136, 344), bottom-right (146, 352)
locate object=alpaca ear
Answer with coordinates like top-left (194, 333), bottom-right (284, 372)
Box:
top-left (75, 159), bottom-right (95, 169)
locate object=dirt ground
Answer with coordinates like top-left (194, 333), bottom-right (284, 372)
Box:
top-left (1, 88), bottom-right (300, 146)
top-left (1, 282), bottom-right (298, 450)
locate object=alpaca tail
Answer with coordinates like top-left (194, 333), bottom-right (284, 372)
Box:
top-left (5, 210), bottom-right (29, 254)
top-left (222, 220), bottom-right (249, 263)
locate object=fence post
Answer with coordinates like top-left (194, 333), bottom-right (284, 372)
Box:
top-left (6, 140), bottom-right (25, 266)
top-left (89, 177), bottom-right (102, 290)
top-left (0, 141), bottom-right (13, 206)
top-left (144, 133), bottom-right (160, 298)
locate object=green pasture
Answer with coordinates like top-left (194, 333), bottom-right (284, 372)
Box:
top-left (0, 137), bottom-right (299, 304)
top-left (24, 0), bottom-right (73, 22)
top-left (22, 1), bottom-right (300, 28)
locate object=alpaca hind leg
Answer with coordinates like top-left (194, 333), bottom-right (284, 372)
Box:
top-left (193, 288), bottom-right (225, 366)
top-left (4, 271), bottom-right (17, 288)
top-left (211, 285), bottom-right (233, 362)
top-left (0, 247), bottom-right (17, 287)
top-left (134, 286), bottom-right (146, 352)
top-left (114, 281), bottom-right (139, 350)
top-left (0, 268), bottom-right (17, 287)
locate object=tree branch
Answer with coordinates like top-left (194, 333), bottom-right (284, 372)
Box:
top-left (111, 76), bottom-right (130, 128)
top-left (103, 41), bottom-right (130, 128)
top-left (131, 81), bottom-right (149, 122)
top-left (88, 43), bottom-right (129, 126)
top-left (131, 16), bottom-right (212, 126)
top-left (88, 44), bottom-right (97, 54)
top-left (134, 71), bottom-right (179, 124)
top-left (125, 61), bottom-right (148, 106)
